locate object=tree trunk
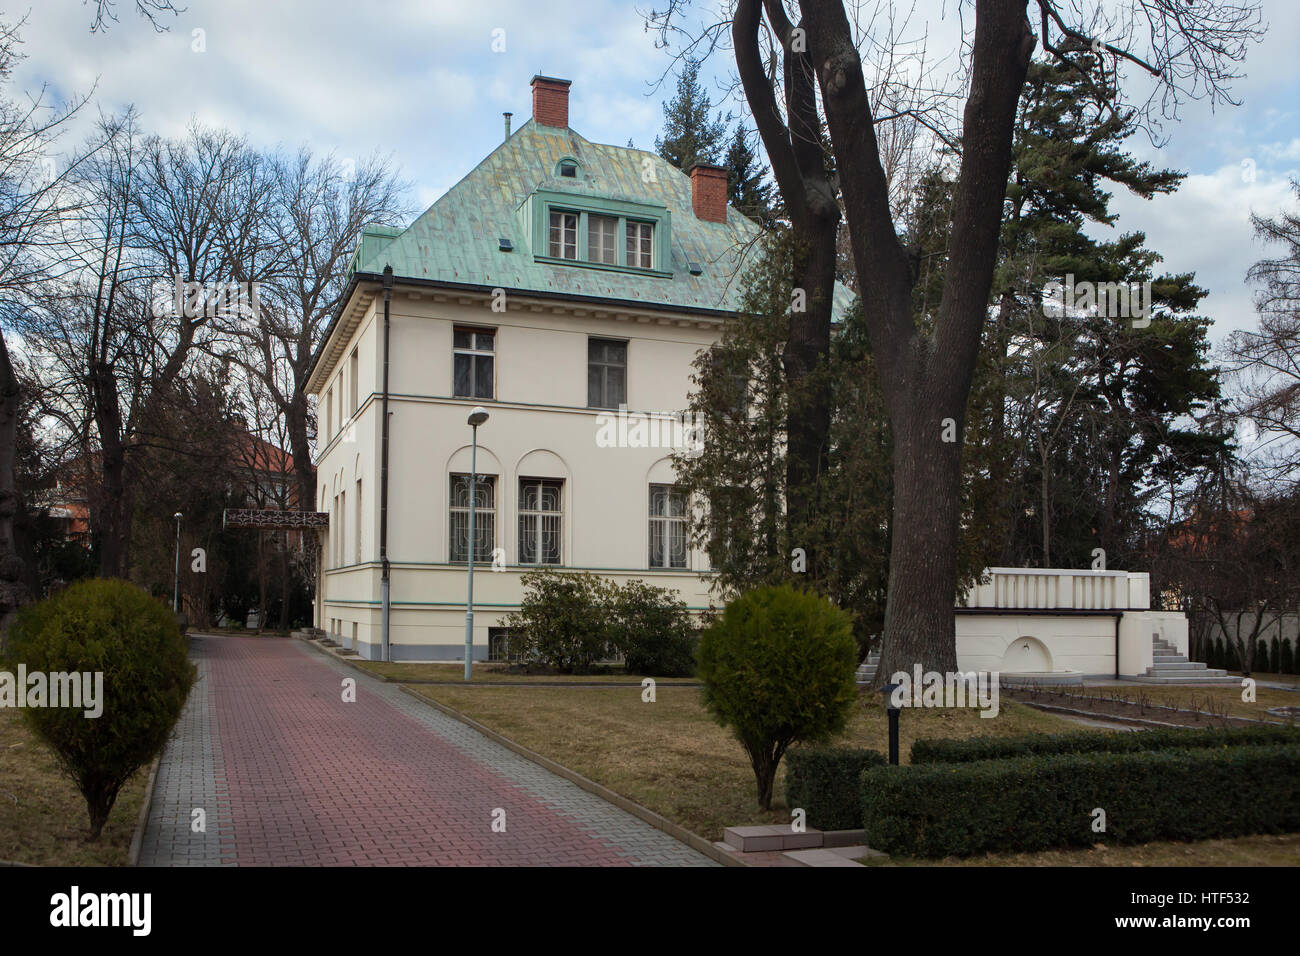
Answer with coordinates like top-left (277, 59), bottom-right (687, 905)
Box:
top-left (0, 331), bottom-right (31, 650)
top-left (287, 388), bottom-right (317, 512)
top-left (783, 220), bottom-right (838, 577)
top-left (89, 359), bottom-right (131, 579)
top-left (278, 531), bottom-right (291, 629)
top-left (876, 417), bottom-right (963, 679)
top-left (1040, 447), bottom-right (1051, 566)
top-left (805, 0), bottom-right (1034, 680)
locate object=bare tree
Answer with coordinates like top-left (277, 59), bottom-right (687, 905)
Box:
top-left (87, 0), bottom-right (182, 34)
top-left (1226, 180), bottom-right (1300, 489)
top-left (20, 119), bottom-right (260, 577)
top-left (209, 149), bottom-right (407, 513)
top-left (0, 16), bottom-right (97, 643)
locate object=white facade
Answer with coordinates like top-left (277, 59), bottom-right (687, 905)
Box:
top-left (310, 290), bottom-right (721, 660)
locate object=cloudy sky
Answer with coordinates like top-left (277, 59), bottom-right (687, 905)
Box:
top-left (13, 0), bottom-right (1299, 347)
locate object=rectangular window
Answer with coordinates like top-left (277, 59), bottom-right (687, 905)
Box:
top-left (649, 484), bottom-right (688, 569)
top-left (339, 490), bottom-right (346, 566)
top-left (588, 214), bottom-right (618, 265)
top-left (324, 387), bottom-right (332, 442)
top-left (331, 493), bottom-right (339, 568)
top-left (349, 349), bottom-right (359, 416)
top-left (453, 327), bottom-right (495, 399)
top-left (709, 347), bottom-right (750, 421)
top-left (488, 627), bottom-right (518, 662)
top-left (626, 220), bottom-right (654, 269)
top-left (548, 210), bottom-right (578, 259)
top-left (518, 478), bottom-right (563, 565)
top-left (354, 479), bottom-right (362, 564)
top-left (449, 473), bottom-right (496, 563)
top-left (587, 338), bottom-right (627, 409)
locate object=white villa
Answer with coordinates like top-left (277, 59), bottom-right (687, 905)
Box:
top-left (303, 76), bottom-right (1199, 683)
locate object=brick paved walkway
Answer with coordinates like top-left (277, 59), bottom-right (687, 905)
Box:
top-left (138, 635), bottom-right (713, 866)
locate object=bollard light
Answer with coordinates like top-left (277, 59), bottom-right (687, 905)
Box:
top-left (879, 681), bottom-right (901, 765)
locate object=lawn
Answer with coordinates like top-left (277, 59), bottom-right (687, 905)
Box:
top-left (863, 833), bottom-right (1300, 867)
top-left (1024, 681), bottom-right (1300, 723)
top-left (0, 707), bottom-right (149, 866)
top-left (355, 659), bottom-right (697, 684)
top-left (403, 683), bottom-right (1083, 841)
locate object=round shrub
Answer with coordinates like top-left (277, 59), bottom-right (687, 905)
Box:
top-left (6, 578), bottom-right (196, 838)
top-left (503, 569), bottom-right (618, 673)
top-left (616, 580), bottom-right (698, 677)
top-left (697, 584), bottom-right (858, 808)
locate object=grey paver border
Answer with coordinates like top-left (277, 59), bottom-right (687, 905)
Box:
top-left (128, 755), bottom-right (162, 866)
top-left (393, 683), bottom-right (745, 867)
top-left (293, 634), bottom-right (702, 687)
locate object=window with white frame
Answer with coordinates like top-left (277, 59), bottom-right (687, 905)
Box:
top-left (348, 349), bottom-right (359, 416)
top-left (449, 473), bottom-right (496, 563)
top-left (648, 484), bottom-right (688, 569)
top-left (588, 214), bottom-right (618, 265)
top-left (548, 210), bottom-right (578, 259)
top-left (453, 328), bottom-right (495, 399)
top-left (354, 478), bottom-right (362, 564)
top-left (518, 478), bottom-right (563, 565)
top-left (626, 220), bottom-right (654, 269)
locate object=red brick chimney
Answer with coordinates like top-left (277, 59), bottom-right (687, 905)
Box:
top-left (531, 75), bottom-right (571, 128)
top-left (689, 163), bottom-right (728, 223)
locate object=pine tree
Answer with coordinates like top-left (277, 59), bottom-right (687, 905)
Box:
top-left (655, 59), bottom-right (729, 172)
top-left (724, 125), bottom-right (774, 226)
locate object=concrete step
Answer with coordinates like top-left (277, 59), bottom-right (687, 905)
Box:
top-left (1132, 669), bottom-right (1236, 684)
top-left (1149, 661), bottom-right (1210, 671)
top-left (723, 825), bottom-right (823, 853)
top-left (782, 846), bottom-right (879, 867)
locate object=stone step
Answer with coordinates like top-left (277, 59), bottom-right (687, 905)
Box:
top-left (1133, 668), bottom-right (1234, 683)
top-left (723, 825), bottom-right (824, 853)
top-left (782, 846), bottom-right (879, 867)
top-left (1149, 661), bottom-right (1209, 671)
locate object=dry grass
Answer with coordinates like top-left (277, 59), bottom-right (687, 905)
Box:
top-left (0, 707), bottom-right (148, 866)
top-left (404, 683), bottom-right (1082, 841)
top-left (864, 833), bottom-right (1300, 867)
top-left (1076, 683), bottom-right (1300, 722)
top-left (357, 660), bottom-right (696, 684)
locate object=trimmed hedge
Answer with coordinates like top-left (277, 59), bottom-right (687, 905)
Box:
top-left (911, 725), bottom-right (1300, 764)
top-left (785, 747), bottom-right (887, 831)
top-left (861, 744), bottom-right (1300, 858)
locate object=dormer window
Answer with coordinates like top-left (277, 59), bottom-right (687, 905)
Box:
top-left (557, 159), bottom-right (579, 178)
top-left (588, 214), bottom-right (618, 265)
top-left (626, 221), bottom-right (654, 269)
top-left (527, 188), bottom-right (670, 276)
top-left (549, 211), bottom-right (578, 259)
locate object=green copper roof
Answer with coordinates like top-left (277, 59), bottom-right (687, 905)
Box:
top-left (352, 119), bottom-right (769, 314)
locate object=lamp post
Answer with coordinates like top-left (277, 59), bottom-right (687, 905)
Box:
top-left (464, 407), bottom-right (489, 681)
top-left (172, 512), bottom-right (184, 615)
top-left (879, 682), bottom-right (901, 765)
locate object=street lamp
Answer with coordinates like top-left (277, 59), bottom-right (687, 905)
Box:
top-left (464, 407), bottom-right (490, 681)
top-left (879, 682), bottom-right (902, 765)
top-left (172, 512), bottom-right (184, 615)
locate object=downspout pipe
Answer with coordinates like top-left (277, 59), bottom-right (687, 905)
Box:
top-left (380, 265), bottom-right (394, 662)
